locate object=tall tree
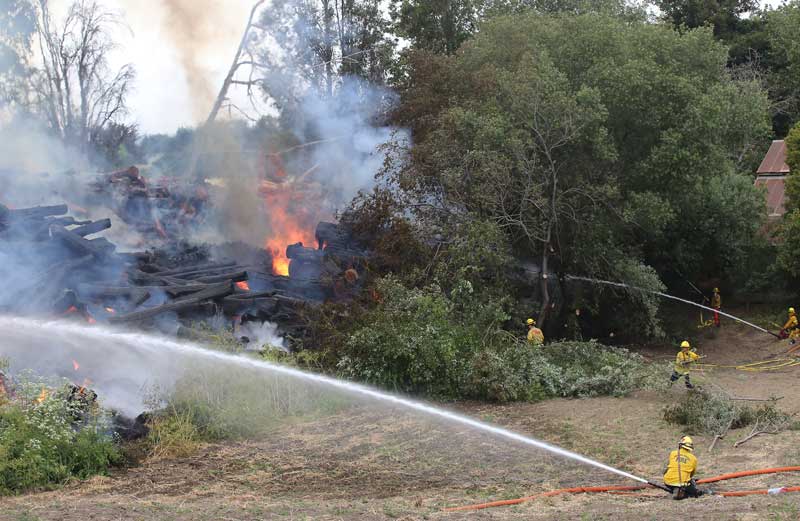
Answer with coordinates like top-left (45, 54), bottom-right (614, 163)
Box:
top-left (653, 0), bottom-right (759, 37)
top-left (31, 0), bottom-right (134, 153)
top-left (766, 1), bottom-right (800, 135)
top-left (387, 14), bottom-right (770, 335)
top-left (390, 0), bottom-right (480, 54)
top-left (0, 0), bottom-right (36, 108)
top-left (254, 0), bottom-right (394, 108)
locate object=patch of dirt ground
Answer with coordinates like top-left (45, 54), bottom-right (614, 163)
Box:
top-left (2, 323), bottom-right (800, 520)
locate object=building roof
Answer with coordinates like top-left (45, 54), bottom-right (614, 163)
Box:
top-left (757, 140), bottom-right (790, 175)
top-left (754, 175), bottom-right (786, 217)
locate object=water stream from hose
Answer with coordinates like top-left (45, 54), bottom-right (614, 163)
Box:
top-left (564, 275), bottom-right (778, 338)
top-left (0, 315), bottom-right (649, 485)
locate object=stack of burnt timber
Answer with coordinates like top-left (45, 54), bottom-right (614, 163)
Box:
top-left (88, 166), bottom-right (209, 240)
top-left (0, 203), bottom-right (117, 315)
top-left (0, 202), bottom-right (368, 342)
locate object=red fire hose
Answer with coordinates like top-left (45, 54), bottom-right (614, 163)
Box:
top-left (444, 466), bottom-right (800, 512)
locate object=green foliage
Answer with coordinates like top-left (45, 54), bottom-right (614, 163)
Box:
top-left (144, 409), bottom-right (201, 460)
top-left (339, 276), bottom-right (502, 396)
top-left (390, 0), bottom-right (480, 54)
top-left (784, 122), bottom-right (800, 213)
top-left (0, 377), bottom-right (121, 495)
top-left (766, 2), bottom-right (800, 134)
top-left (654, 0), bottom-right (758, 37)
top-left (663, 389), bottom-right (788, 435)
top-left (530, 341), bottom-right (651, 398)
top-left (776, 210), bottom-right (800, 277)
top-left (389, 13), bottom-right (770, 338)
top-left (338, 276), bottom-right (651, 401)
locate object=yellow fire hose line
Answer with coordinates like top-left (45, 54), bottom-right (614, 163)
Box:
top-left (695, 358), bottom-right (800, 372)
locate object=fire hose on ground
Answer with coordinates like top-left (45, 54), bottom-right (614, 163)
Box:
top-left (444, 466), bottom-right (800, 512)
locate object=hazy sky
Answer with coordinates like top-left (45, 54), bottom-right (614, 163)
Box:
top-left (51, 0), bottom-right (789, 135)
top-left (50, 0), bottom-right (256, 134)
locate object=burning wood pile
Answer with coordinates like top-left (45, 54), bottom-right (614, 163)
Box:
top-left (0, 194), bottom-right (367, 345)
top-left (87, 166), bottom-right (209, 239)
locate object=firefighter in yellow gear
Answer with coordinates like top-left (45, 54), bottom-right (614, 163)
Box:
top-left (663, 436), bottom-right (707, 499)
top-left (526, 318), bottom-right (544, 346)
top-left (670, 341), bottom-right (700, 389)
top-left (782, 308), bottom-right (800, 344)
top-left (711, 288), bottom-right (721, 327)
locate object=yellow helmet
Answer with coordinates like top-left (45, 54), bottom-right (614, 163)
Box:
top-left (713, 287), bottom-right (719, 293)
top-left (790, 308), bottom-right (796, 315)
top-left (526, 318), bottom-right (535, 326)
top-left (679, 435), bottom-right (694, 451)
top-left (680, 340), bottom-right (691, 349)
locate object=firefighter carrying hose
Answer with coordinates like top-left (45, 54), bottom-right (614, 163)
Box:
top-left (669, 341), bottom-right (701, 389)
top-left (711, 288), bottom-right (721, 328)
top-left (663, 436), bottom-right (709, 499)
top-left (526, 318), bottom-right (544, 346)
top-left (781, 307), bottom-right (799, 344)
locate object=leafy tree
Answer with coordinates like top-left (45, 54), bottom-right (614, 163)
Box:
top-left (390, 0), bottom-right (481, 54)
top-left (766, 1), bottom-right (800, 135)
top-left (386, 14), bottom-right (769, 336)
top-left (776, 122), bottom-right (800, 276)
top-left (653, 0), bottom-right (759, 37)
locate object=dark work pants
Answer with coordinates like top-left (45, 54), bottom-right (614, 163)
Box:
top-left (670, 371), bottom-right (694, 389)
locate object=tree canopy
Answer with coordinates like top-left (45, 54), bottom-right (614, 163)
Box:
top-left (370, 13), bottom-right (770, 334)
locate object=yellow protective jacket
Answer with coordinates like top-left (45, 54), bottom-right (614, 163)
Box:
top-left (711, 293), bottom-right (721, 309)
top-left (527, 327), bottom-right (544, 346)
top-left (674, 350), bottom-right (700, 375)
top-left (783, 314), bottom-right (798, 331)
top-left (663, 448), bottom-right (697, 487)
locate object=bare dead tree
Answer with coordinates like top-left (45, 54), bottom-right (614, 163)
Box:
top-left (31, 0), bottom-right (134, 152)
top-left (206, 0), bottom-right (267, 125)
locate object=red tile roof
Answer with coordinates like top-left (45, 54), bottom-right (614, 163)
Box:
top-left (754, 176), bottom-right (786, 217)
top-left (757, 140), bottom-right (790, 174)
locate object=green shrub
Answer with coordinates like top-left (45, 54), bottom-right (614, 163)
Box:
top-left (663, 390), bottom-right (789, 435)
top-left (145, 409), bottom-right (201, 460)
top-left (533, 341), bottom-right (650, 398)
top-left (337, 277), bottom-right (651, 401)
top-left (338, 277), bottom-right (508, 397)
top-left (0, 377), bottom-right (121, 495)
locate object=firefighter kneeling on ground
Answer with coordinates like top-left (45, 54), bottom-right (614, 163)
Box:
top-left (781, 307), bottom-right (800, 344)
top-left (670, 341), bottom-right (701, 389)
top-left (526, 318), bottom-right (544, 346)
top-left (663, 436), bottom-right (710, 499)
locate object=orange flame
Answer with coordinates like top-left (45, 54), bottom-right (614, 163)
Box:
top-left (72, 360), bottom-right (80, 371)
top-left (105, 307), bottom-right (116, 314)
top-left (36, 387), bottom-right (48, 403)
top-left (261, 187), bottom-right (318, 276)
top-left (77, 378), bottom-right (92, 394)
top-left (64, 305), bottom-right (78, 314)
top-left (260, 149), bottom-right (325, 276)
top-left (236, 281), bottom-right (250, 291)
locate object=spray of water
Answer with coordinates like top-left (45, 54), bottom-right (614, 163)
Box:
top-left (0, 315), bottom-right (649, 485)
top-left (565, 275), bottom-right (780, 338)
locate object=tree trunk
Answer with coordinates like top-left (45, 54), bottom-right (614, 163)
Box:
top-left (538, 231), bottom-right (551, 330)
top-left (206, 0), bottom-right (266, 125)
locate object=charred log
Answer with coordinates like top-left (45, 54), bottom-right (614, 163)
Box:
top-left (9, 204), bottom-right (69, 220)
top-left (70, 218), bottom-right (112, 237)
top-left (49, 225), bottom-right (114, 258)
